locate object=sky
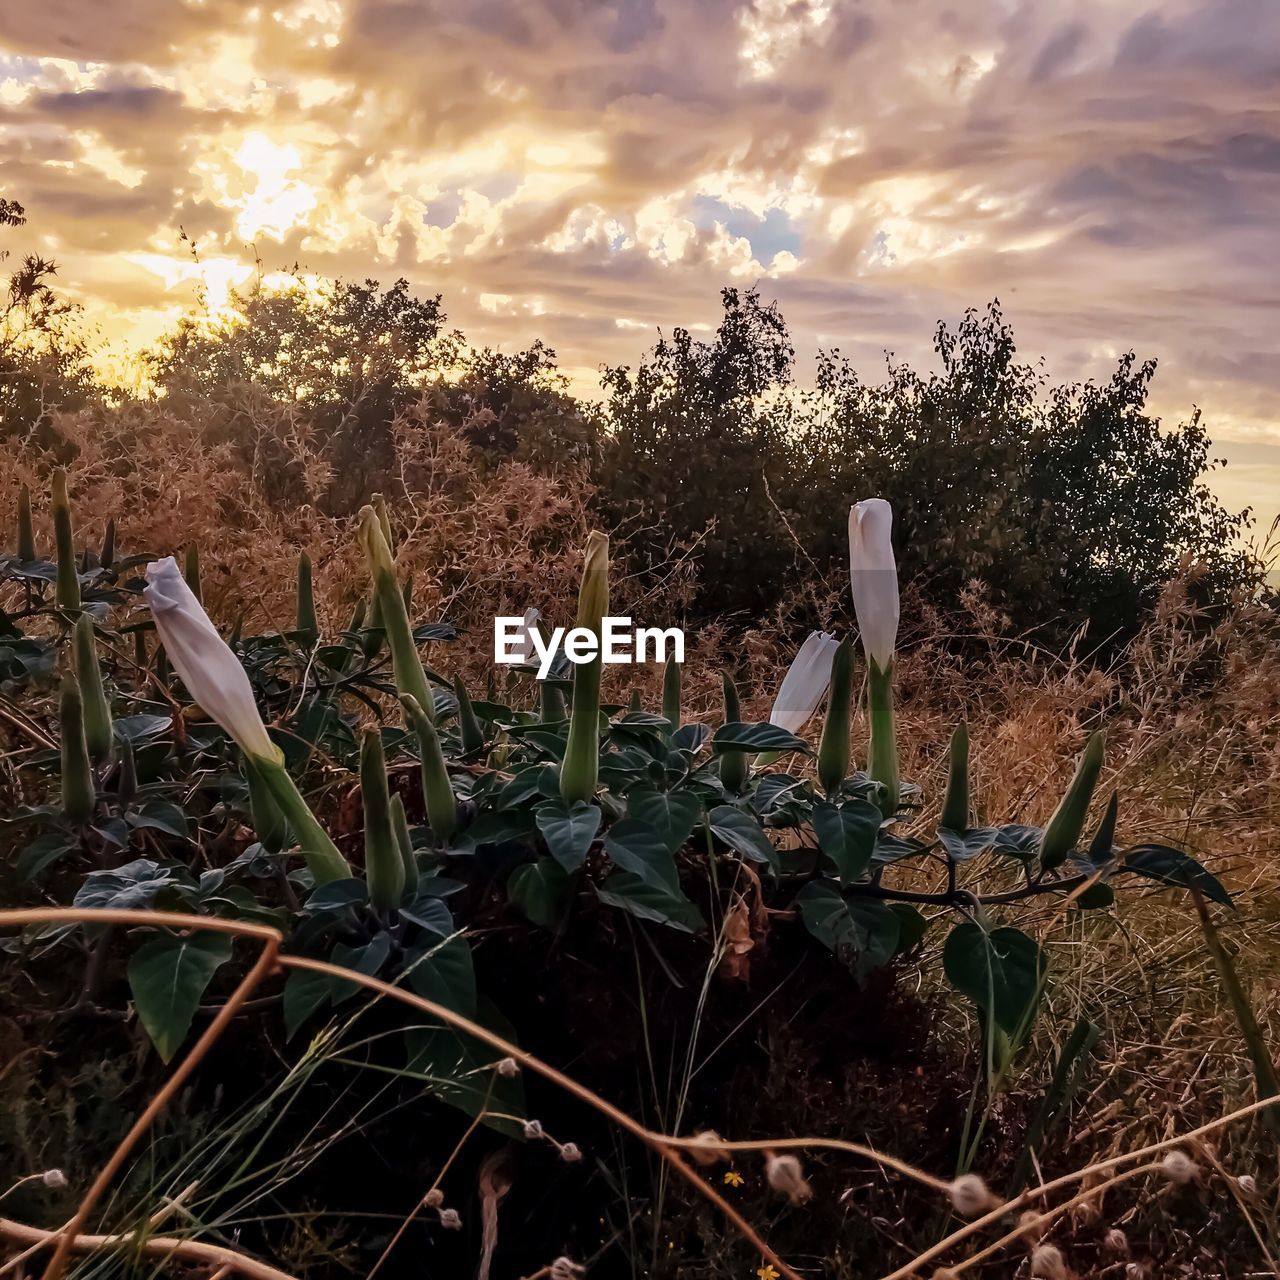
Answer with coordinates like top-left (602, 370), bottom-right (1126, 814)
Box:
top-left (1, 0), bottom-right (1279, 544)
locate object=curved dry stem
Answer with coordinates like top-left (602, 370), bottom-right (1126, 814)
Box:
top-left (0, 1214), bottom-right (296, 1280)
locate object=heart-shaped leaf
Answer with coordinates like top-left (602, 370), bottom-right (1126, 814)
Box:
top-left (708, 806), bottom-right (777, 868)
top-left (128, 931), bottom-right (233, 1062)
top-left (712, 722), bottom-right (810, 754)
top-left (534, 799), bottom-right (601, 873)
top-left (943, 922), bottom-right (1047, 1037)
top-left (812, 799), bottom-right (881, 883)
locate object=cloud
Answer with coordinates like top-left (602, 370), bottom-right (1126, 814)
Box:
top-left (1, 0), bottom-right (1279, 527)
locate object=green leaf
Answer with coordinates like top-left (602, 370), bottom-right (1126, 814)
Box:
top-left (128, 932), bottom-right (233, 1062)
top-left (128, 801), bottom-right (191, 840)
top-left (407, 933), bottom-right (477, 1016)
top-left (796, 882), bottom-right (900, 983)
top-left (596, 870), bottom-right (704, 933)
top-left (1074, 882), bottom-right (1115, 909)
top-left (328, 933), bottom-right (392, 1004)
top-left (937, 826), bottom-right (999, 861)
top-left (603, 818), bottom-right (682, 892)
top-left (283, 967), bottom-right (334, 1040)
top-left (508, 857), bottom-right (574, 929)
top-left (404, 997), bottom-right (525, 1135)
top-left (943, 922), bottom-right (1047, 1038)
top-left (625, 789), bottom-right (701, 854)
top-left (707, 805), bottom-right (777, 868)
top-left (812, 799), bottom-right (881, 883)
top-left (713, 722), bottom-right (810, 754)
top-left (888, 903), bottom-right (929, 953)
top-left (534, 798), bottom-right (601, 873)
top-left (1120, 844), bottom-right (1232, 907)
top-left (18, 833), bottom-right (74, 883)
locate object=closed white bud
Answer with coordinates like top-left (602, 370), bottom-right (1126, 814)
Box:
top-left (1030, 1243), bottom-right (1068, 1280)
top-left (770, 632), bottom-right (839, 732)
top-left (1104, 1228), bottom-right (1129, 1255)
top-left (438, 1207), bottom-right (462, 1230)
top-left (848, 498), bottom-right (899, 670)
top-left (1161, 1150), bottom-right (1198, 1184)
top-left (947, 1174), bottom-right (997, 1218)
top-left (764, 1152), bottom-right (811, 1204)
top-left (42, 1169), bottom-right (68, 1189)
top-left (523, 1119), bottom-right (545, 1140)
top-left (144, 558), bottom-right (278, 761)
top-left (496, 1057), bottom-right (520, 1078)
top-left (560, 1142), bottom-right (583, 1163)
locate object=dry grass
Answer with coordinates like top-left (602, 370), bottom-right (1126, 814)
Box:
top-left (4, 397), bottom-right (1280, 1275)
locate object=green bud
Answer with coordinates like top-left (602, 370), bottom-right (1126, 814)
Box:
top-left (719, 672), bottom-right (747, 795)
top-left (115, 736), bottom-right (137, 805)
top-left (1088, 789), bottom-right (1119, 864)
top-left (245, 756), bottom-right (287, 854)
top-left (627, 688), bottom-right (643, 715)
top-left (253, 755), bottom-right (350, 885)
top-left (391, 792), bottom-right (418, 896)
top-left (359, 505), bottom-right (434, 719)
top-left (453, 675), bottom-right (486, 756)
top-left (867, 658), bottom-right (899, 817)
top-left (183, 542), bottom-right (202, 603)
top-left (72, 612), bottom-right (113, 766)
top-left (940, 722), bottom-right (970, 832)
top-left (559, 532), bottom-right (608, 805)
top-left (51, 471), bottom-right (80, 611)
top-left (361, 728), bottom-right (404, 912)
top-left (662, 657), bottom-right (682, 733)
top-left (539, 679), bottom-right (566, 723)
top-left (402, 694), bottom-right (457, 845)
top-left (16, 483), bottom-right (35, 562)
top-left (296, 551), bottom-right (318, 646)
top-left (341, 598), bottom-right (366, 673)
top-left (59, 674), bottom-right (95, 824)
top-left (817, 638), bottom-right (854, 797)
top-left (1040, 731), bottom-right (1105, 871)
top-left (98, 517), bottom-right (116, 571)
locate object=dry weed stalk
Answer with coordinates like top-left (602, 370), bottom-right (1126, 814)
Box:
top-left (1, 906), bottom-right (1275, 1280)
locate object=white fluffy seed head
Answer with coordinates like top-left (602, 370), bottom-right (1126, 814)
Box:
top-left (687, 1130), bottom-right (728, 1167)
top-left (1030, 1243), bottom-right (1068, 1280)
top-left (1161, 1150), bottom-right (1198, 1184)
top-left (496, 1057), bottom-right (520, 1078)
top-left (1016, 1211), bottom-right (1044, 1242)
top-left (523, 1119), bottom-right (545, 1140)
top-left (947, 1174), bottom-right (996, 1218)
top-left (1237, 1174), bottom-right (1257, 1194)
top-left (1104, 1228), bottom-right (1129, 1255)
top-left (560, 1142), bottom-right (583, 1163)
top-left (438, 1207), bottom-right (462, 1230)
top-left (423, 1188), bottom-right (444, 1208)
top-left (1072, 1200), bottom-right (1101, 1226)
top-left (41, 1169), bottom-right (68, 1189)
top-left (764, 1152), bottom-right (812, 1204)
top-left (549, 1259), bottom-right (585, 1280)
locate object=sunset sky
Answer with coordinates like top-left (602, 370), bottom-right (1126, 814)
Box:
top-left (2, 0), bottom-right (1279, 539)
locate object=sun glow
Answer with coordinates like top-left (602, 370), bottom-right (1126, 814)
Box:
top-left (231, 132), bottom-right (319, 241)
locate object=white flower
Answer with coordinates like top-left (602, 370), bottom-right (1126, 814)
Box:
top-left (769, 631), bottom-right (840, 732)
top-left (144, 557), bottom-right (278, 760)
top-left (848, 499), bottom-right (899, 670)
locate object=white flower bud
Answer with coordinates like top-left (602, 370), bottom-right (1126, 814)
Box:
top-left (496, 1057), bottom-right (520, 1078)
top-left (560, 1142), bottom-right (583, 1163)
top-left (438, 1207), bottom-right (462, 1230)
top-left (42, 1169), bottom-right (68, 1189)
top-left (523, 1119), bottom-right (545, 1140)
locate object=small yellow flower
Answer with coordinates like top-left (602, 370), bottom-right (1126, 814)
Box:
top-left (757, 1267), bottom-right (780, 1280)
top-left (723, 1169), bottom-right (744, 1188)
